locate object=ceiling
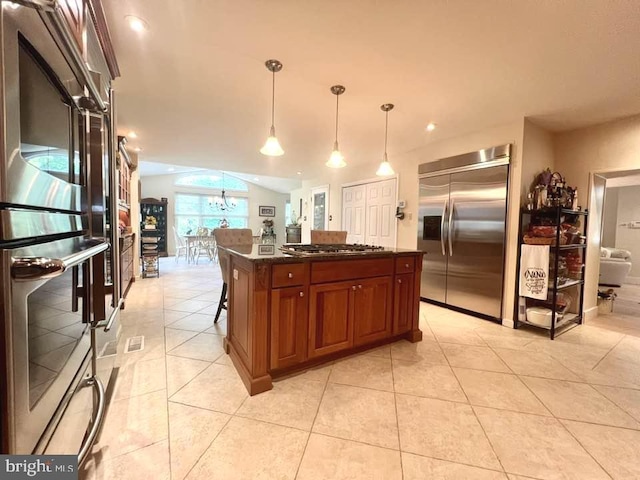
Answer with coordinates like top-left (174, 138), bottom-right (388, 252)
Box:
top-left (138, 161), bottom-right (301, 193)
top-left (106, 0), bottom-right (640, 179)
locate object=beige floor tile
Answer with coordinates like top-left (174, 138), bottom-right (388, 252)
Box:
top-left (167, 333), bottom-right (224, 362)
top-left (562, 419), bottom-right (640, 480)
top-left (297, 434), bottom-right (402, 480)
top-left (168, 313), bottom-right (216, 332)
top-left (185, 417), bottom-right (307, 480)
top-left (82, 440), bottom-right (170, 480)
top-left (492, 348), bottom-right (581, 381)
top-left (120, 319), bottom-right (167, 339)
top-left (163, 310), bottom-right (190, 326)
top-left (168, 402), bottom-right (230, 480)
top-left (288, 362), bottom-right (334, 383)
top-left (113, 357), bottom-right (167, 400)
top-left (213, 353), bottom-right (233, 366)
top-left (164, 328), bottom-right (198, 351)
top-left (430, 324), bottom-right (488, 346)
top-left (556, 325), bottom-right (625, 350)
top-left (474, 407), bottom-right (609, 480)
top-left (236, 377), bottom-right (325, 430)
top-left (393, 359), bottom-right (467, 402)
top-left (329, 354), bottom-right (394, 391)
top-left (454, 368), bottom-right (550, 415)
top-left (520, 376), bottom-right (639, 428)
top-left (441, 343), bottom-right (511, 373)
top-left (591, 356), bottom-right (640, 388)
top-left (593, 385), bottom-right (640, 422)
top-left (94, 390), bottom-right (168, 459)
top-left (170, 363), bottom-right (247, 414)
top-left (395, 394), bottom-right (500, 470)
top-left (118, 334), bottom-right (166, 367)
top-left (524, 339), bottom-right (610, 372)
top-left (607, 335), bottom-right (640, 363)
top-left (402, 452), bottom-right (507, 480)
top-left (390, 339), bottom-right (448, 364)
top-left (165, 354), bottom-right (211, 397)
top-left (164, 299), bottom-right (216, 314)
top-left (313, 383), bottom-right (399, 449)
top-left (361, 344), bottom-right (392, 358)
top-left (203, 320), bottom-right (226, 336)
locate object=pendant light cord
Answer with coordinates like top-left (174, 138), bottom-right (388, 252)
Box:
top-left (271, 70), bottom-right (276, 128)
top-left (384, 110), bottom-right (389, 156)
top-left (335, 94), bottom-right (340, 143)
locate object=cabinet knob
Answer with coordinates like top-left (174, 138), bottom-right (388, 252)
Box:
top-left (352, 285), bottom-right (357, 290)
top-left (398, 279), bottom-right (402, 284)
top-left (405, 263), bottom-right (409, 268)
top-left (358, 284), bottom-right (362, 289)
top-left (299, 291), bottom-right (304, 297)
top-left (288, 272), bottom-right (293, 278)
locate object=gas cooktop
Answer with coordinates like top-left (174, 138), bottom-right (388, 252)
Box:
top-left (279, 243), bottom-right (386, 256)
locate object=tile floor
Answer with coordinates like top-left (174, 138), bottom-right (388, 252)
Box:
top-left (81, 258), bottom-right (640, 479)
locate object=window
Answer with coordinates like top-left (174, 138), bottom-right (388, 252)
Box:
top-left (175, 193), bottom-right (249, 235)
top-left (175, 174), bottom-right (249, 192)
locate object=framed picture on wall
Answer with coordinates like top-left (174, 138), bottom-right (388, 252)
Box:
top-left (259, 205), bottom-right (276, 217)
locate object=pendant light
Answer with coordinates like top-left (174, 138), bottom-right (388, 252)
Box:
top-left (376, 103), bottom-right (395, 177)
top-left (212, 173), bottom-right (237, 211)
top-left (260, 59), bottom-right (284, 157)
top-left (326, 85), bottom-right (346, 168)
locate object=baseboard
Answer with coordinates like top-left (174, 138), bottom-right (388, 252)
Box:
top-left (625, 276), bottom-right (640, 285)
top-left (584, 306), bottom-right (598, 322)
top-left (502, 318), bottom-right (515, 328)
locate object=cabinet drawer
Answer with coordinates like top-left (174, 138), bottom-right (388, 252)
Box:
top-left (311, 258), bottom-right (393, 284)
top-left (395, 256), bottom-right (415, 274)
top-left (272, 263), bottom-right (307, 288)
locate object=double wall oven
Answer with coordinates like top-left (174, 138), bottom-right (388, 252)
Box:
top-left (1, 2), bottom-right (120, 461)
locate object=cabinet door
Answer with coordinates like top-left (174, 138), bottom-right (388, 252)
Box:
top-left (59, 0), bottom-right (84, 49)
top-left (353, 276), bottom-right (393, 346)
top-left (270, 287), bottom-right (308, 370)
top-left (308, 281), bottom-right (354, 358)
top-left (393, 273), bottom-right (414, 335)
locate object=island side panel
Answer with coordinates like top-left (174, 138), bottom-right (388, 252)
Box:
top-left (251, 263), bottom-right (272, 393)
top-left (408, 253), bottom-right (424, 342)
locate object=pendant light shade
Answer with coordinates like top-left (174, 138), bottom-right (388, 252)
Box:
top-left (376, 103), bottom-right (395, 177)
top-left (326, 85), bottom-right (346, 168)
top-left (260, 59), bottom-right (284, 157)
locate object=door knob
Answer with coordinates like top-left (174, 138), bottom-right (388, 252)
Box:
top-left (288, 272), bottom-right (293, 278)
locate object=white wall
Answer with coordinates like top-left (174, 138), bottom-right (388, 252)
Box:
top-left (615, 186), bottom-right (640, 279)
top-left (141, 173), bottom-right (288, 255)
top-left (554, 114), bottom-right (640, 316)
top-left (521, 120), bottom-right (555, 202)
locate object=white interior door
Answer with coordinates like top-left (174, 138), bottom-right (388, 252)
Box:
top-left (342, 185), bottom-right (366, 243)
top-left (365, 178), bottom-right (396, 247)
top-left (311, 185), bottom-right (330, 231)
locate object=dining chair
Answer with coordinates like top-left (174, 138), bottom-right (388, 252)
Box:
top-left (212, 228), bottom-right (253, 323)
top-left (173, 226), bottom-right (188, 263)
top-left (310, 230), bottom-right (348, 244)
top-left (193, 227), bottom-right (214, 264)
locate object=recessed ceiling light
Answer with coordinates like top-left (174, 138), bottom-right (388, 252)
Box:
top-left (253, 177), bottom-right (260, 181)
top-left (125, 15), bottom-right (148, 33)
top-left (296, 171), bottom-right (302, 175)
top-left (128, 131), bottom-right (138, 139)
top-left (2, 2), bottom-right (20, 10)
top-left (426, 122), bottom-right (437, 132)
top-left (167, 167), bottom-right (175, 172)
top-left (133, 147), bottom-right (142, 152)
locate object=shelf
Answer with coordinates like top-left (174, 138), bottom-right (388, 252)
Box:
top-left (555, 279), bottom-right (584, 290)
top-left (519, 313), bottom-right (581, 331)
top-left (521, 207), bottom-right (587, 215)
top-left (559, 244), bottom-right (586, 250)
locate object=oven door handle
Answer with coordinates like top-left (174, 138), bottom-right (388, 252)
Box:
top-left (77, 375), bottom-right (106, 465)
top-left (11, 241), bottom-right (109, 282)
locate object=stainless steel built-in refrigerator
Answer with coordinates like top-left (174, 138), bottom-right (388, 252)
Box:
top-left (418, 145), bottom-right (510, 320)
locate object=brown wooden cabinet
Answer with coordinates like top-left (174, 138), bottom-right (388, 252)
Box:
top-left (353, 276), bottom-right (393, 346)
top-left (60, 0), bottom-right (85, 49)
top-left (393, 273), bottom-right (414, 335)
top-left (308, 280), bottom-right (355, 358)
top-left (120, 234), bottom-right (135, 304)
top-left (270, 286), bottom-right (308, 369)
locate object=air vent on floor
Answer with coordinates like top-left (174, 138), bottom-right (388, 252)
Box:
top-left (98, 340), bottom-right (118, 358)
top-left (124, 335), bottom-right (145, 354)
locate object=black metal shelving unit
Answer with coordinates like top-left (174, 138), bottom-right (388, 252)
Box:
top-left (514, 207), bottom-right (589, 339)
top-left (140, 197), bottom-right (168, 257)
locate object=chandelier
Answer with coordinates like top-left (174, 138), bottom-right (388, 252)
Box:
top-left (211, 173), bottom-right (237, 211)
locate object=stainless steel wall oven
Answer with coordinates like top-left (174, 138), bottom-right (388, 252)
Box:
top-left (1, 2), bottom-right (119, 461)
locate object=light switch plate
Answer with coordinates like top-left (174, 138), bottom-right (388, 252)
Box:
top-left (233, 269), bottom-right (238, 280)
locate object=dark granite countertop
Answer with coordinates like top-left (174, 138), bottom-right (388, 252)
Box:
top-left (219, 243), bottom-right (423, 264)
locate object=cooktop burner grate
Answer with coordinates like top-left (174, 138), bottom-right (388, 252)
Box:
top-left (279, 243), bottom-right (386, 255)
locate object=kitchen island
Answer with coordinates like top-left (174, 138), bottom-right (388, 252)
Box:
top-left (219, 243), bottom-right (424, 395)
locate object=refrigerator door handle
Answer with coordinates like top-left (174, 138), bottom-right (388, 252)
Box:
top-left (440, 200), bottom-right (447, 256)
top-left (448, 199), bottom-right (455, 256)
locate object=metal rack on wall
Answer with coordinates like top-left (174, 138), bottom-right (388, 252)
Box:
top-left (140, 197), bottom-right (168, 257)
top-left (514, 206), bottom-right (589, 339)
